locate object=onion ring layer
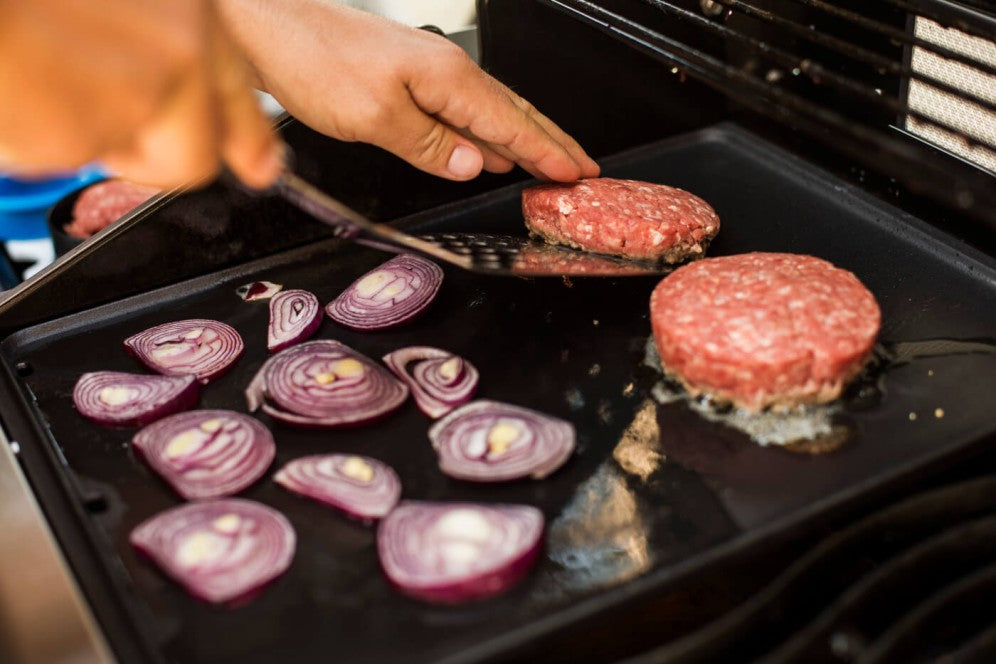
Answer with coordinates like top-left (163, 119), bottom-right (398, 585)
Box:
top-left (429, 400), bottom-right (575, 482)
top-left (124, 319), bottom-right (244, 384)
top-left (382, 346), bottom-right (478, 418)
top-left (133, 410), bottom-right (275, 499)
top-left (378, 501), bottom-right (543, 603)
top-left (326, 254), bottom-right (443, 330)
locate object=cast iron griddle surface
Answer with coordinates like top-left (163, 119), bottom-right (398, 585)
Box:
top-left (3, 125), bottom-right (995, 663)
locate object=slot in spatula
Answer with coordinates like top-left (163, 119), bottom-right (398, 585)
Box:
top-left (275, 172), bottom-right (670, 277)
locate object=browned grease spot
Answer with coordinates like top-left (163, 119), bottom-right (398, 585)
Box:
top-left (782, 428), bottom-right (851, 455)
top-left (547, 465), bottom-right (651, 589)
top-left (612, 399), bottom-right (663, 480)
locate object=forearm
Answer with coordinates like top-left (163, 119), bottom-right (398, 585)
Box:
top-left (214, 0), bottom-right (598, 182)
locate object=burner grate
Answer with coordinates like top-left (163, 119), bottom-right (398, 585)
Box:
top-left (622, 474), bottom-right (996, 663)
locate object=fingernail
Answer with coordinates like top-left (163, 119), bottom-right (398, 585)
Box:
top-left (447, 144), bottom-right (483, 179)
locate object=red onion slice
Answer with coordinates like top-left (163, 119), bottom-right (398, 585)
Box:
top-left (268, 289), bottom-right (322, 352)
top-left (246, 339), bottom-right (408, 428)
top-left (326, 254), bottom-right (443, 330)
top-left (125, 319), bottom-right (244, 384)
top-left (429, 400), bottom-right (576, 482)
top-left (274, 454), bottom-right (401, 522)
top-left (130, 498), bottom-right (295, 604)
top-left (237, 280), bottom-right (283, 301)
top-left (378, 501), bottom-right (544, 603)
top-left (382, 346), bottom-right (479, 418)
top-left (132, 410), bottom-right (275, 500)
top-left (73, 371), bottom-right (199, 427)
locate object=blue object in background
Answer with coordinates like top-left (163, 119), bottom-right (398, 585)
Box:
top-left (0, 167), bottom-right (106, 240)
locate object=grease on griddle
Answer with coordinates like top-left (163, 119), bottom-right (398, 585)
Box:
top-left (643, 334), bottom-right (852, 451)
top-left (651, 375), bottom-right (849, 451)
top-left (878, 338), bottom-right (996, 365)
top-left (612, 399), bottom-right (663, 480)
top-left (546, 464), bottom-right (652, 592)
top-left (564, 387), bottom-right (585, 411)
top-left (843, 338), bottom-right (996, 413)
top-left (597, 399), bottom-right (613, 425)
top-left (640, 336), bottom-right (996, 453)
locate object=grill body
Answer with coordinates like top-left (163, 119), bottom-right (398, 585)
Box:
top-left (0, 2), bottom-right (994, 662)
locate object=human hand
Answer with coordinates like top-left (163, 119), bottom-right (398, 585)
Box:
top-left (217, 0), bottom-right (600, 182)
top-left (0, 0), bottom-right (282, 189)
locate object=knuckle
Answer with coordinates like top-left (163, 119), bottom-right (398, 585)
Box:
top-left (433, 41), bottom-right (474, 77)
top-left (411, 122), bottom-right (451, 165)
top-left (502, 127), bottom-right (528, 151)
top-left (516, 97), bottom-right (537, 117)
top-left (365, 100), bottom-right (396, 133)
top-left (347, 98), bottom-right (394, 141)
top-left (434, 37), bottom-right (469, 60)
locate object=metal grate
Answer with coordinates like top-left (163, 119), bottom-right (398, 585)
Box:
top-left (907, 16), bottom-right (996, 172)
top-left (540, 0), bottom-right (996, 228)
top-left (623, 474), bottom-right (996, 662)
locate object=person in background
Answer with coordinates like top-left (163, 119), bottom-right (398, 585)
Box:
top-left (0, 0), bottom-right (599, 190)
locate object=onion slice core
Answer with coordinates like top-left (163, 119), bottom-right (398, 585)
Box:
top-left (274, 454), bottom-right (401, 521)
top-left (73, 371), bottom-right (199, 427)
top-left (326, 254), bottom-right (443, 330)
top-left (268, 289), bottom-right (322, 352)
top-left (382, 346), bottom-right (479, 418)
top-left (130, 498), bottom-right (295, 604)
top-left (429, 400), bottom-right (576, 482)
top-left (132, 410), bottom-right (275, 499)
top-left (378, 501), bottom-right (544, 603)
top-left (246, 339), bottom-right (408, 427)
top-left (124, 319), bottom-right (244, 384)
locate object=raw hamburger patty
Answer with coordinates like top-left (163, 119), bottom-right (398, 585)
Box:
top-left (66, 179), bottom-right (159, 239)
top-left (521, 177), bottom-right (719, 262)
top-left (650, 253), bottom-right (881, 410)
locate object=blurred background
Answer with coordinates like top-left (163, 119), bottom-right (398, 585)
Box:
top-left (339, 0), bottom-right (476, 33)
top-left (0, 0), bottom-right (480, 288)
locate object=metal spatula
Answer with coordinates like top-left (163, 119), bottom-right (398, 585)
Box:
top-left (274, 172), bottom-right (669, 277)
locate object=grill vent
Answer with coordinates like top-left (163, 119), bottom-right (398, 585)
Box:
top-left (907, 17), bottom-right (996, 173)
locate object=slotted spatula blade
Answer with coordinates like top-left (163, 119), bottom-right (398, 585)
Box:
top-left (414, 232), bottom-right (671, 277)
top-left (275, 172), bottom-right (669, 277)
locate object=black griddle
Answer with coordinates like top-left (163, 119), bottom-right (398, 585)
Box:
top-left (1, 124), bottom-right (994, 663)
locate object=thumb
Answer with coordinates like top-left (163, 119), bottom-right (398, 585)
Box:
top-left (372, 101), bottom-right (484, 181)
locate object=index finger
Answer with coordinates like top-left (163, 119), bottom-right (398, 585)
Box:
top-left (500, 84), bottom-right (600, 179)
top-left (407, 49), bottom-right (599, 182)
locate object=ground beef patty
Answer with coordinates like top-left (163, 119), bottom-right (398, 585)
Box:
top-left (65, 179), bottom-right (159, 239)
top-left (521, 178), bottom-right (719, 263)
top-left (650, 253), bottom-right (880, 410)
